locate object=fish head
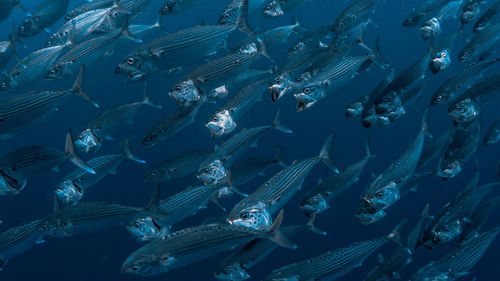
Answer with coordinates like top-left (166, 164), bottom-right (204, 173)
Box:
top-left (449, 98), bottom-right (480, 124)
top-left (209, 85), bottom-right (229, 100)
top-left (301, 193), bottom-right (330, 217)
top-left (214, 263), bottom-right (250, 281)
top-left (144, 168), bottom-right (167, 182)
top-left (473, 22), bottom-right (487, 33)
top-left (17, 18), bottom-right (39, 37)
top-left (402, 12), bottom-right (421, 27)
top-left (269, 74), bottom-right (292, 101)
top-left (430, 220), bottom-right (462, 246)
top-left (421, 18), bottom-right (441, 40)
top-left (356, 204), bottom-right (387, 225)
top-left (74, 129), bottom-right (101, 154)
top-left (121, 252), bottom-right (170, 276)
top-left (0, 74), bottom-right (14, 92)
top-left (345, 100), bottom-right (364, 118)
top-left (0, 172), bottom-right (25, 196)
top-left (383, 105), bottom-right (407, 123)
top-left (228, 203), bottom-right (272, 231)
top-left (438, 160), bottom-right (462, 180)
top-left (46, 64), bottom-right (65, 80)
top-left (116, 55), bottom-right (155, 82)
top-left (160, 0), bottom-right (180, 15)
top-left (127, 216), bottom-right (168, 242)
top-left (430, 50), bottom-right (451, 74)
top-left (368, 182), bottom-right (401, 209)
top-left (218, 1), bottom-right (244, 25)
top-left (431, 88), bottom-right (452, 105)
top-left (54, 180), bottom-right (83, 206)
top-left (142, 131), bottom-right (159, 147)
top-left (206, 110), bottom-right (237, 138)
top-left (460, 4), bottom-right (480, 24)
top-left (458, 45), bottom-right (477, 62)
top-left (39, 218), bottom-right (74, 238)
top-left (197, 160), bottom-right (228, 186)
top-left (262, 1), bottom-right (284, 17)
top-left (294, 83), bottom-right (326, 112)
top-left (169, 79), bottom-right (202, 107)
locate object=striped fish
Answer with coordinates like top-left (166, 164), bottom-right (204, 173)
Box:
top-left (459, 23), bottom-right (500, 62)
top-left (215, 217), bottom-right (324, 281)
top-left (160, 0), bottom-right (202, 14)
top-left (17, 0), bottom-right (69, 37)
top-left (262, 220), bottom-right (404, 281)
top-left (231, 148), bottom-right (284, 186)
top-left (460, 0), bottom-right (481, 24)
top-left (301, 139), bottom-right (372, 218)
top-left (0, 219), bottom-right (44, 270)
top-left (169, 50), bottom-right (262, 107)
top-left (227, 134), bottom-right (336, 231)
top-left (206, 77), bottom-right (270, 138)
top-left (411, 226), bottom-right (500, 281)
top-left (0, 65), bottom-right (97, 140)
top-left (197, 110), bottom-right (292, 186)
top-left (115, 0), bottom-right (252, 82)
top-left (431, 58), bottom-right (500, 105)
top-left (127, 184), bottom-right (222, 242)
top-left (64, 0), bottom-right (113, 21)
top-left (402, 0), bottom-right (452, 27)
top-left (121, 209), bottom-right (296, 276)
top-left (458, 196), bottom-right (500, 246)
top-left (75, 82), bottom-right (160, 154)
top-left (40, 201), bottom-right (143, 238)
top-left (418, 128), bottom-right (452, 167)
top-left (142, 101), bottom-right (202, 148)
top-left (474, 1), bottom-right (500, 32)
top-left (332, 0), bottom-right (378, 32)
top-left (262, 0), bottom-right (310, 17)
top-left (0, 39), bottom-right (15, 73)
top-left (55, 140), bottom-right (145, 205)
top-left (0, 130), bottom-right (94, 196)
top-left (144, 147), bottom-right (213, 182)
top-left (46, 15), bottom-right (139, 80)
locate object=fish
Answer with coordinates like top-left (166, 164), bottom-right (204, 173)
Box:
top-left (301, 139), bottom-right (372, 218)
top-left (214, 217), bottom-right (324, 281)
top-left (63, 0), bottom-right (113, 22)
top-left (0, 220), bottom-right (44, 271)
top-left (115, 0), bottom-right (253, 82)
top-left (142, 100), bottom-right (203, 148)
top-left (411, 226), bottom-right (500, 281)
top-left (460, 0), bottom-right (481, 24)
top-left (418, 128), bottom-right (452, 167)
top-left (74, 82), bottom-right (160, 154)
top-left (437, 119), bottom-right (480, 179)
top-left (169, 50), bottom-right (263, 107)
top-left (458, 196), bottom-right (500, 246)
top-left (402, 0), bottom-right (452, 27)
top-left (0, 130), bottom-right (95, 196)
top-left (0, 35), bottom-right (17, 73)
top-left (262, 220), bottom-right (404, 281)
top-left (54, 140), bottom-right (145, 206)
top-left (430, 57), bottom-right (500, 105)
top-left (231, 147), bottom-right (284, 186)
top-left (120, 209), bottom-right (296, 276)
top-left (144, 147), bottom-right (214, 182)
top-left (473, 0), bottom-right (500, 33)
top-left (226, 134), bottom-right (336, 231)
top-left (459, 23), bottom-right (500, 62)
top-left (127, 184), bottom-right (227, 242)
top-left (17, 0), bottom-right (70, 37)
top-left (420, 0), bottom-right (463, 40)
top-left (206, 77), bottom-right (270, 138)
top-left (0, 0), bottom-right (26, 23)
top-left (0, 65), bottom-right (97, 140)
top-left (429, 31), bottom-right (462, 74)
top-left (219, 0), bottom-right (267, 24)
top-left (332, 0), bottom-right (378, 33)
top-left (197, 110), bottom-right (292, 187)
top-left (357, 110), bottom-right (431, 225)
top-left (46, 15), bottom-right (140, 80)
top-left (160, 0), bottom-right (202, 14)
top-left (262, 0), bottom-right (310, 17)
top-left (483, 118), bottom-right (500, 145)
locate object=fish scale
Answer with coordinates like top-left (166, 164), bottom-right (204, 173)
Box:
top-left (0, 220), bottom-right (41, 251)
top-left (214, 78), bottom-right (270, 119)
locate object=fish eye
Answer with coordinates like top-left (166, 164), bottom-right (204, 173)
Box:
top-left (131, 266), bottom-right (139, 271)
top-left (224, 13), bottom-right (229, 18)
top-left (375, 191), bottom-right (383, 198)
top-left (303, 88), bottom-right (311, 94)
top-left (436, 96), bottom-right (442, 101)
top-left (49, 69), bottom-right (55, 74)
top-left (41, 225), bottom-right (48, 230)
top-left (212, 116), bottom-right (218, 122)
top-left (19, 26), bottom-right (24, 32)
top-left (175, 86), bottom-right (182, 92)
top-left (338, 22), bottom-right (344, 28)
top-left (274, 78), bottom-right (280, 83)
top-left (127, 58), bottom-right (134, 64)
top-left (0, 82), bottom-right (5, 88)
top-left (443, 227), bottom-right (449, 232)
top-left (203, 168), bottom-right (209, 173)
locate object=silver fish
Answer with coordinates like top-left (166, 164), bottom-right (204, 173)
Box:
top-left (17, 0), bottom-right (69, 37)
top-left (402, 0), bottom-right (452, 27)
top-left (332, 0), bottom-right (378, 33)
top-left (460, 0), bottom-right (481, 24)
top-left (0, 220), bottom-right (44, 270)
top-left (231, 148), bottom-right (284, 186)
top-left (418, 128), bottom-right (452, 167)
top-left (473, 0), bottom-right (500, 32)
top-left (459, 23), bottom-right (500, 62)
top-left (121, 209), bottom-right (296, 276)
top-left (160, 0), bottom-right (202, 14)
top-left (483, 118), bottom-right (500, 145)
top-left (74, 82), bottom-right (160, 154)
top-left (458, 196), bottom-right (500, 246)
top-left (227, 134), bottom-right (336, 231)
top-left (262, 0), bottom-right (310, 17)
top-left (0, 130), bottom-right (95, 196)
top-left (0, 65), bottom-right (97, 140)
top-left (64, 0), bottom-right (113, 22)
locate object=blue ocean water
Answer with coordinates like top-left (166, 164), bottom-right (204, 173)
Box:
top-left (0, 0), bottom-right (499, 280)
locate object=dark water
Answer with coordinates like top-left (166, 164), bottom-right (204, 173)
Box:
top-left (0, 0), bottom-right (499, 280)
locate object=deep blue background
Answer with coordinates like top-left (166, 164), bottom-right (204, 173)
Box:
top-left (0, 0), bottom-right (499, 280)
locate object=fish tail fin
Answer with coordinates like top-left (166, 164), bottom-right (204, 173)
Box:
top-left (145, 185), bottom-right (160, 210)
top-left (306, 213), bottom-right (327, 235)
top-left (319, 134), bottom-right (338, 173)
top-left (421, 107), bottom-right (433, 138)
top-left (64, 20), bottom-right (77, 48)
top-left (141, 81), bottom-right (162, 109)
top-left (365, 136), bottom-right (375, 159)
top-left (387, 217), bottom-right (408, 246)
top-left (124, 139), bottom-right (146, 163)
top-left (267, 209), bottom-right (297, 249)
top-left (70, 65), bottom-right (99, 108)
top-left (291, 16), bottom-right (306, 34)
top-left (421, 203), bottom-right (433, 220)
top-left (256, 36), bottom-right (272, 62)
top-left (223, 170), bottom-right (248, 197)
top-left (274, 146), bottom-right (287, 168)
top-left (236, 0), bottom-right (256, 37)
top-left (368, 36), bottom-right (389, 70)
top-left (65, 130), bottom-right (95, 174)
top-left (119, 14), bottom-right (142, 43)
top-left (272, 109), bottom-right (293, 133)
